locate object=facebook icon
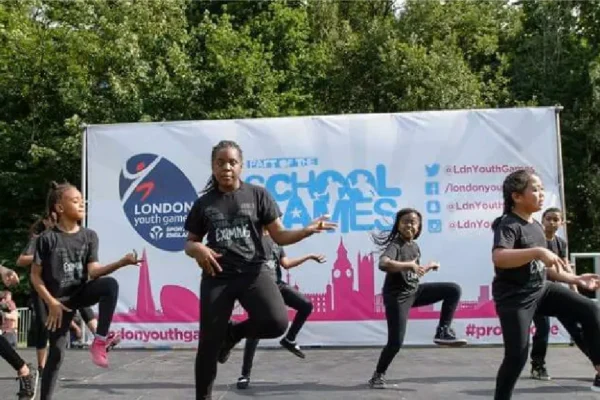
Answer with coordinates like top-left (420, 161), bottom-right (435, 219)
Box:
top-left (425, 182), bottom-right (439, 196)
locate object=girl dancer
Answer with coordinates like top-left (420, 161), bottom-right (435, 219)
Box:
top-left (491, 169), bottom-right (600, 399)
top-left (367, 207), bottom-right (467, 389)
top-left (184, 140), bottom-right (336, 400)
top-left (236, 229), bottom-right (326, 389)
top-left (530, 207), bottom-right (586, 380)
top-left (0, 264), bottom-right (38, 399)
top-left (16, 217), bottom-right (120, 377)
top-left (31, 181), bottom-right (139, 400)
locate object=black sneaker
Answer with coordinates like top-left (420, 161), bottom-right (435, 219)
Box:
top-left (218, 322), bottom-right (239, 364)
top-left (434, 325), bottom-right (468, 347)
top-left (280, 338), bottom-right (305, 359)
top-left (530, 364), bottom-right (551, 381)
top-left (17, 364), bottom-right (39, 400)
top-left (591, 374), bottom-right (600, 392)
top-left (368, 372), bottom-right (387, 389)
top-left (237, 375), bottom-right (250, 389)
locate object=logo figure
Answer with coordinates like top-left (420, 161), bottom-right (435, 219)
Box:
top-left (426, 200), bottom-right (441, 214)
top-left (119, 153), bottom-right (198, 252)
top-left (428, 219), bottom-right (442, 233)
top-left (149, 226), bottom-right (164, 240)
top-left (425, 163), bottom-right (440, 177)
top-left (425, 182), bottom-right (440, 196)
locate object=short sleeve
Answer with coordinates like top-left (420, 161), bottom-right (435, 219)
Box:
top-left (493, 221), bottom-right (518, 250)
top-left (257, 187), bottom-right (281, 226)
top-left (87, 230), bottom-right (99, 264)
top-left (21, 237), bottom-right (37, 256)
top-left (381, 243), bottom-right (399, 261)
top-left (33, 234), bottom-right (48, 266)
top-left (184, 199), bottom-right (207, 238)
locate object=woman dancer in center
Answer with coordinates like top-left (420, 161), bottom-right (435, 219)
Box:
top-left (236, 228), bottom-right (326, 389)
top-left (184, 140), bottom-right (337, 400)
top-left (491, 169), bottom-right (600, 399)
top-left (367, 207), bottom-right (467, 389)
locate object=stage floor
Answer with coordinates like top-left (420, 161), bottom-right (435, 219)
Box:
top-left (1, 346), bottom-right (599, 399)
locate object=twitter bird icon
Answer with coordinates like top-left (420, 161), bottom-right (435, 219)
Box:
top-left (425, 163), bottom-right (440, 177)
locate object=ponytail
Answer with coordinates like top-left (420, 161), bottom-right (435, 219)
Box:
top-left (46, 180), bottom-right (75, 223)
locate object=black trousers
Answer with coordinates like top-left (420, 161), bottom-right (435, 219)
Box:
top-left (495, 282), bottom-right (600, 400)
top-left (195, 270), bottom-right (288, 400)
top-left (32, 290), bottom-right (96, 350)
top-left (530, 312), bottom-right (588, 367)
top-left (240, 282), bottom-right (313, 376)
top-left (40, 277), bottom-right (118, 400)
top-left (0, 334), bottom-right (26, 371)
top-left (375, 282), bottom-right (462, 374)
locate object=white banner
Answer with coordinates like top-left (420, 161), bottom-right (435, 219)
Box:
top-left (86, 107), bottom-right (568, 348)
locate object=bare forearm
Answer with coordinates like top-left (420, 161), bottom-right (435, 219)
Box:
top-left (16, 255), bottom-right (33, 267)
top-left (493, 248), bottom-right (542, 269)
top-left (185, 240), bottom-right (208, 258)
top-left (31, 271), bottom-right (57, 306)
top-left (283, 256), bottom-right (312, 270)
top-left (270, 229), bottom-right (310, 246)
top-left (380, 259), bottom-right (415, 273)
top-left (546, 268), bottom-right (577, 285)
top-left (89, 260), bottom-right (125, 279)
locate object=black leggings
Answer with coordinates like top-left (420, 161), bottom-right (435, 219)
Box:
top-left (241, 282), bottom-right (313, 376)
top-left (196, 270), bottom-right (288, 400)
top-left (495, 282), bottom-right (600, 400)
top-left (531, 312), bottom-right (588, 367)
top-left (375, 282), bottom-right (462, 374)
top-left (41, 277), bottom-right (119, 400)
top-left (32, 290), bottom-right (96, 350)
top-left (0, 334), bottom-right (26, 371)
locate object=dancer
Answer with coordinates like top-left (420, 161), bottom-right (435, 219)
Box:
top-left (491, 169), bottom-right (600, 399)
top-left (0, 264), bottom-right (39, 399)
top-left (184, 140), bottom-right (336, 400)
top-left (530, 207), bottom-right (586, 380)
top-left (236, 229), bottom-right (326, 389)
top-left (31, 181), bottom-right (139, 400)
top-left (367, 207), bottom-right (468, 389)
top-left (16, 216), bottom-right (121, 376)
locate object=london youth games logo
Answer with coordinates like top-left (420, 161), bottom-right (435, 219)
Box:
top-left (119, 154), bottom-right (198, 252)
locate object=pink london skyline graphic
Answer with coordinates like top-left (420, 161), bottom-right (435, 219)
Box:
top-left (112, 240), bottom-right (497, 324)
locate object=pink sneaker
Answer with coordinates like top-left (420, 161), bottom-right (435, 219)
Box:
top-left (106, 332), bottom-right (121, 352)
top-left (90, 338), bottom-right (109, 368)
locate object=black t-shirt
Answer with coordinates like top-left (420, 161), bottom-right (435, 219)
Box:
top-left (263, 236), bottom-right (286, 283)
top-left (184, 182), bottom-right (281, 278)
top-left (545, 235), bottom-right (567, 282)
top-left (546, 236), bottom-right (567, 258)
top-left (380, 238), bottom-right (421, 297)
top-left (33, 227), bottom-right (99, 300)
top-left (492, 213), bottom-right (547, 308)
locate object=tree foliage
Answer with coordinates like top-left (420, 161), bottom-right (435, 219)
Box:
top-left (2, 0), bottom-right (600, 302)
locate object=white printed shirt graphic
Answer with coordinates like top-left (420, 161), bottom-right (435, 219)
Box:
top-left (530, 259), bottom-right (544, 275)
top-left (206, 207), bottom-right (256, 259)
top-left (57, 248), bottom-right (85, 289)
